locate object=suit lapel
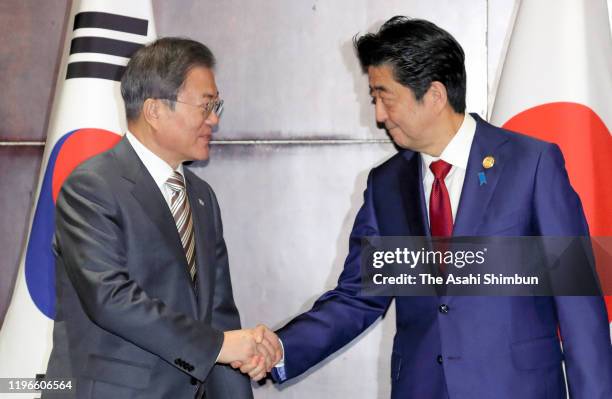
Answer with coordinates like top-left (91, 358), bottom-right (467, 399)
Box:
top-left (113, 138), bottom-right (198, 311)
top-left (453, 115), bottom-right (509, 236)
top-left (396, 151), bottom-right (442, 295)
top-left (393, 151), bottom-right (429, 237)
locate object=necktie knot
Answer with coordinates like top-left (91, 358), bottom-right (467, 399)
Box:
top-left (430, 160), bottom-right (452, 180)
top-left (166, 171), bottom-right (186, 192)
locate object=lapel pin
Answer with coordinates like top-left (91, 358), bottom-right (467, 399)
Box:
top-left (482, 155), bottom-right (495, 169)
top-left (478, 172), bottom-right (487, 186)
top-left (198, 198), bottom-right (204, 206)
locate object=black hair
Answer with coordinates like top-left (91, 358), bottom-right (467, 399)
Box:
top-left (354, 16), bottom-right (466, 113)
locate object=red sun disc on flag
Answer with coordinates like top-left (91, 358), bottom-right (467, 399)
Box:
top-left (503, 102), bottom-right (612, 322)
top-left (503, 102), bottom-right (612, 236)
top-left (51, 128), bottom-right (122, 203)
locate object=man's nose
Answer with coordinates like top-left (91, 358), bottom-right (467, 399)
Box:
top-left (206, 110), bottom-right (220, 126)
top-left (375, 101), bottom-right (388, 124)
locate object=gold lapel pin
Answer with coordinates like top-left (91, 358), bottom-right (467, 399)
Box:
top-left (482, 156), bottom-right (495, 169)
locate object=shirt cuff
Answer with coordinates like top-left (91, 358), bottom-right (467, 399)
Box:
top-left (275, 338), bottom-right (285, 367)
top-left (273, 338), bottom-right (287, 382)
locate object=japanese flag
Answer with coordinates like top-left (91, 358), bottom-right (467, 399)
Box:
top-left (490, 0), bottom-right (612, 337)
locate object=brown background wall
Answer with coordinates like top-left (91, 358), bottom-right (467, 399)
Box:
top-left (0, 0), bottom-right (70, 326)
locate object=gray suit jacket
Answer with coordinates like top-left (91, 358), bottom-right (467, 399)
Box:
top-left (43, 137), bottom-right (252, 399)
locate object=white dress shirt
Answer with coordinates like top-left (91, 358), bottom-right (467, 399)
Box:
top-left (421, 113), bottom-right (477, 225)
top-left (125, 131), bottom-right (185, 208)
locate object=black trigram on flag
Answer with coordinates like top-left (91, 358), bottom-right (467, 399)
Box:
top-left (66, 11), bottom-right (149, 81)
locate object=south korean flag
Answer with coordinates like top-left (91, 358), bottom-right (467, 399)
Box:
top-left (0, 0), bottom-right (156, 389)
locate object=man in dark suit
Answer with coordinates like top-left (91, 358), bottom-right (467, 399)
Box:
top-left (256, 17), bottom-right (611, 398)
top-left (44, 38), bottom-right (280, 399)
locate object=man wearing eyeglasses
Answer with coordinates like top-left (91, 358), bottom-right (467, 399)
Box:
top-left (44, 38), bottom-right (281, 399)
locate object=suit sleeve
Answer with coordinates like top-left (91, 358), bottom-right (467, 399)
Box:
top-left (55, 168), bottom-right (224, 382)
top-left (274, 171), bottom-right (393, 381)
top-left (533, 143), bottom-right (612, 398)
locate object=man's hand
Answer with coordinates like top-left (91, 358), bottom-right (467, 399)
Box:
top-left (253, 324), bottom-right (283, 370)
top-left (218, 325), bottom-right (282, 381)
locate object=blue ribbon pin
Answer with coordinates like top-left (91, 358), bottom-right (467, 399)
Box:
top-left (478, 172), bottom-right (487, 186)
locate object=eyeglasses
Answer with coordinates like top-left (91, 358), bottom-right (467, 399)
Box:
top-left (161, 98), bottom-right (224, 118)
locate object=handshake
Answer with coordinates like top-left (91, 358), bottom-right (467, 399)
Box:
top-left (217, 324), bottom-right (283, 381)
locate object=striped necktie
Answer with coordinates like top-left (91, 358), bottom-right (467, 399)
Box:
top-left (166, 171), bottom-right (197, 286)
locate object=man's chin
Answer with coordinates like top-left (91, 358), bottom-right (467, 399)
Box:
top-left (191, 146), bottom-right (210, 162)
top-left (387, 130), bottom-right (411, 149)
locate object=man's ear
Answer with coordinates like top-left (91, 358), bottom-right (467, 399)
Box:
top-left (427, 81), bottom-right (449, 113)
top-left (142, 98), bottom-right (162, 129)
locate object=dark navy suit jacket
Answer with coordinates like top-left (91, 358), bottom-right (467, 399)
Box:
top-left (274, 115), bottom-right (612, 398)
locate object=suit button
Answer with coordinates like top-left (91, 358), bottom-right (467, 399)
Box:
top-left (190, 377), bottom-right (198, 385)
top-left (439, 304), bottom-right (449, 314)
top-left (437, 355), bottom-right (443, 364)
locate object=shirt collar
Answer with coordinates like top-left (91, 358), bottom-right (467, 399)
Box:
top-left (421, 113), bottom-right (477, 172)
top-left (125, 131), bottom-right (184, 190)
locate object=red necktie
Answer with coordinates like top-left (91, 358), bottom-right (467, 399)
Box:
top-left (429, 160), bottom-right (453, 237)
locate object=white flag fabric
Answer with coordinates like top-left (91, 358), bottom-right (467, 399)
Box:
top-left (490, 0), bottom-right (612, 336)
top-left (0, 0), bottom-right (156, 389)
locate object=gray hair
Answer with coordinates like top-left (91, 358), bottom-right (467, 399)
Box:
top-left (120, 37), bottom-right (216, 121)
